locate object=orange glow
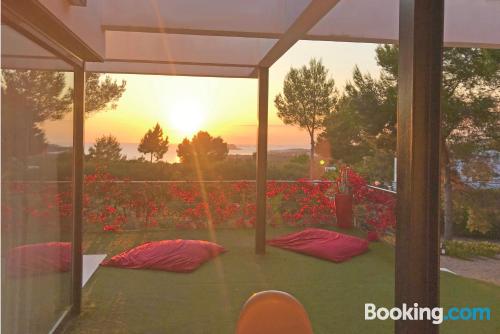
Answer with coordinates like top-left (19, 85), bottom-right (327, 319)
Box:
top-left (168, 99), bottom-right (205, 138)
top-left (43, 42), bottom-right (379, 149)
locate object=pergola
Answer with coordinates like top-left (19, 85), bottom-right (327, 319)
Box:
top-left (2, 1), bottom-right (499, 333)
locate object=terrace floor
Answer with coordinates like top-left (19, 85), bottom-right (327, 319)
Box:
top-left (65, 227), bottom-right (500, 334)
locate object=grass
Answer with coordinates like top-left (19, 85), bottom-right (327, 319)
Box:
top-left (2, 272), bottom-right (72, 333)
top-left (65, 227), bottom-right (500, 334)
top-left (443, 239), bottom-right (500, 259)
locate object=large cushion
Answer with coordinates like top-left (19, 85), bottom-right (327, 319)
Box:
top-left (101, 239), bottom-right (226, 272)
top-left (267, 228), bottom-right (368, 262)
top-left (6, 242), bottom-right (72, 277)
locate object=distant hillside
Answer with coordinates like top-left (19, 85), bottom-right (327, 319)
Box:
top-left (47, 144), bottom-right (72, 154)
top-left (228, 148), bottom-right (309, 162)
top-left (269, 148), bottom-right (309, 156)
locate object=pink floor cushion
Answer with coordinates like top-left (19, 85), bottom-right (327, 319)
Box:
top-left (267, 228), bottom-right (369, 263)
top-left (101, 239), bottom-right (226, 273)
top-left (6, 242), bottom-right (72, 277)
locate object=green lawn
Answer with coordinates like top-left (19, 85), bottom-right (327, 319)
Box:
top-left (65, 227), bottom-right (500, 334)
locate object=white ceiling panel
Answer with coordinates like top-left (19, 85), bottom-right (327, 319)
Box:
top-left (24, 0), bottom-right (500, 78)
top-left (102, 0), bottom-right (311, 36)
top-left (104, 31), bottom-right (278, 66)
top-left (308, 0), bottom-right (500, 48)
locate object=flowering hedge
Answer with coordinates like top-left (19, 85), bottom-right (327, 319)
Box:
top-left (1, 167), bottom-right (396, 236)
top-left (82, 167), bottom-right (396, 234)
top-left (82, 169), bottom-right (340, 231)
top-left (1, 181), bottom-right (73, 239)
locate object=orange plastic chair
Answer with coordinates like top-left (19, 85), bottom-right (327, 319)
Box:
top-left (236, 290), bottom-right (314, 334)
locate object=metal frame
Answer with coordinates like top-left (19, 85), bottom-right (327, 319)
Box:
top-left (4, 1), bottom-right (498, 78)
top-left (395, 0), bottom-right (444, 333)
top-left (252, 0), bottom-right (340, 75)
top-left (1, 0), bottom-right (101, 61)
top-left (253, 1), bottom-right (342, 253)
top-left (1, 3), bottom-right (86, 333)
top-left (72, 67), bottom-right (85, 315)
top-left (255, 66), bottom-right (269, 254)
top-left (99, 0), bottom-right (500, 51)
top-left (1, 4), bottom-right (84, 68)
top-left (2, 1), bottom-right (448, 333)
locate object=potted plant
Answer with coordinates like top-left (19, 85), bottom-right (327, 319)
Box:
top-left (335, 166), bottom-right (353, 229)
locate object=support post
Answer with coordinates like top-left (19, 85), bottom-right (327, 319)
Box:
top-left (256, 66), bottom-right (269, 255)
top-left (395, 1), bottom-right (444, 333)
top-left (72, 66), bottom-right (85, 314)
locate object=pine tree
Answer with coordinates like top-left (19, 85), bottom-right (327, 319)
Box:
top-left (88, 135), bottom-right (125, 161)
top-left (138, 123), bottom-right (169, 162)
top-left (274, 59), bottom-right (337, 178)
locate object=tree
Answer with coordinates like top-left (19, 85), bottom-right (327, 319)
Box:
top-left (1, 88), bottom-right (49, 160)
top-left (377, 46), bottom-right (500, 239)
top-left (84, 73), bottom-right (127, 116)
top-left (88, 135), bottom-right (125, 161)
top-left (138, 123), bottom-right (169, 162)
top-left (1, 70), bottom-right (127, 121)
top-left (1, 70), bottom-right (126, 161)
top-left (320, 66), bottom-right (396, 165)
top-left (322, 45), bottom-right (500, 239)
top-left (1, 70), bottom-right (73, 122)
top-left (176, 131), bottom-right (228, 165)
top-left (319, 65), bottom-right (397, 184)
top-left (274, 58), bottom-right (337, 178)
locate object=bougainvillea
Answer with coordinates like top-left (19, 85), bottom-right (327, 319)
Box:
top-left (343, 167), bottom-right (396, 235)
top-left (2, 166), bottom-right (395, 235)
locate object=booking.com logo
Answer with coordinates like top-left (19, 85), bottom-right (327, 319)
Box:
top-left (365, 303), bottom-right (491, 324)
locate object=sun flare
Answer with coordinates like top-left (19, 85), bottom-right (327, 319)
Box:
top-left (168, 99), bottom-right (205, 138)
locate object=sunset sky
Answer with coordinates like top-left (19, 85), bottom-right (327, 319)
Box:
top-left (84, 41), bottom-right (380, 146)
top-left (42, 41), bottom-right (380, 155)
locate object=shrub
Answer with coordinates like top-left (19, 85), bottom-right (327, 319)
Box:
top-left (452, 188), bottom-right (500, 239)
top-left (443, 240), bottom-right (500, 259)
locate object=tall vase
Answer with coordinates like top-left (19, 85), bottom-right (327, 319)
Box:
top-left (335, 193), bottom-right (353, 229)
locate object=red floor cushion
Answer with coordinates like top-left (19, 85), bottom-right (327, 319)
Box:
top-left (6, 242), bottom-right (72, 277)
top-left (267, 228), bottom-right (368, 262)
top-left (101, 239), bottom-right (226, 272)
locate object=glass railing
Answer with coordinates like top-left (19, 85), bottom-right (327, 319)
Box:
top-left (82, 177), bottom-right (339, 232)
top-left (3, 175), bottom-right (397, 239)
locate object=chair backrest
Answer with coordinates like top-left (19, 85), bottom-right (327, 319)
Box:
top-left (236, 290), bottom-right (314, 334)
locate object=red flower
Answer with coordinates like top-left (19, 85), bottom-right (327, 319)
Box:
top-left (103, 224), bottom-right (120, 232)
top-left (106, 206), bottom-right (117, 214)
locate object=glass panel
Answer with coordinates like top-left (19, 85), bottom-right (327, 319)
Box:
top-left (1, 25), bottom-right (74, 334)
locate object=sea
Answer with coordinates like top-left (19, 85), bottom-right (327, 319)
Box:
top-left (84, 143), bottom-right (309, 163)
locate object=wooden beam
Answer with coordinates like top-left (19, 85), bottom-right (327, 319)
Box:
top-left (68, 0), bottom-right (87, 6)
top-left (100, 58), bottom-right (256, 68)
top-left (103, 25), bottom-right (282, 40)
top-left (395, 1), bottom-right (444, 333)
top-left (85, 61), bottom-right (256, 79)
top-left (255, 66), bottom-right (269, 254)
top-left (251, 0), bottom-right (340, 76)
top-left (72, 67), bottom-right (85, 315)
top-left (1, 0), bottom-right (102, 62)
top-left (1, 4), bottom-right (84, 67)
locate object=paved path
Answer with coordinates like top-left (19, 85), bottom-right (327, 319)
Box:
top-left (441, 255), bottom-right (500, 286)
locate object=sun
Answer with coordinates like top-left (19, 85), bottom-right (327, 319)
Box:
top-left (169, 99), bottom-right (205, 138)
